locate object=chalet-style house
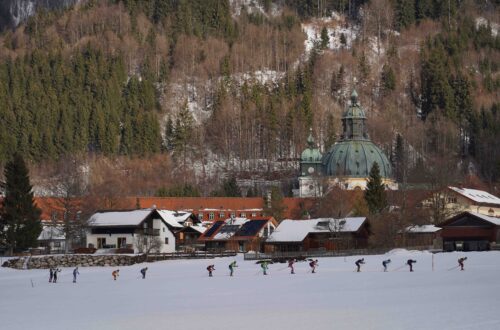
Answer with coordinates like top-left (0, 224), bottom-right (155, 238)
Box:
top-left (198, 217), bottom-right (277, 252)
top-left (86, 209), bottom-right (182, 253)
top-left (266, 217), bottom-right (370, 252)
top-left (422, 186), bottom-right (500, 219)
top-left (438, 211), bottom-right (500, 251)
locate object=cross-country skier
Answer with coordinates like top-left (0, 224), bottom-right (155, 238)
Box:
top-left (382, 259), bottom-right (391, 272)
top-left (458, 257), bottom-right (467, 271)
top-left (140, 267), bottom-right (148, 279)
top-left (407, 259), bottom-right (417, 272)
top-left (288, 259), bottom-right (295, 274)
top-left (73, 267), bottom-right (79, 283)
top-left (49, 268), bottom-right (54, 283)
top-left (260, 261), bottom-right (269, 275)
top-left (53, 268), bottom-right (61, 283)
top-left (207, 265), bottom-right (215, 277)
top-left (229, 261), bottom-right (237, 277)
top-left (309, 259), bottom-right (318, 273)
top-left (112, 269), bottom-right (120, 280)
top-left (355, 258), bottom-right (365, 272)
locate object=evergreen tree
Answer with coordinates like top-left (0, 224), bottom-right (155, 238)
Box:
top-left (324, 113), bottom-right (336, 150)
top-left (394, 133), bottom-right (406, 182)
top-left (320, 26), bottom-right (329, 49)
top-left (265, 187), bottom-right (287, 222)
top-left (0, 154), bottom-right (41, 254)
top-left (394, 0), bottom-right (415, 31)
top-left (222, 177), bottom-right (241, 197)
top-left (358, 52), bottom-right (370, 84)
top-left (364, 162), bottom-right (387, 215)
top-left (381, 65), bottom-right (396, 92)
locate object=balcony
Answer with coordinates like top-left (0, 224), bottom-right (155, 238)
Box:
top-left (138, 228), bottom-right (160, 236)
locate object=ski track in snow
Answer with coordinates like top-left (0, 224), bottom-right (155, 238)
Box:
top-left (1, 250), bottom-right (499, 330)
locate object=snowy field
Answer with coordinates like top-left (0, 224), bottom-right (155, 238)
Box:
top-left (1, 250), bottom-right (499, 330)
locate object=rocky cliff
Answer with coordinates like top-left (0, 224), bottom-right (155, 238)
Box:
top-left (0, 0), bottom-right (81, 31)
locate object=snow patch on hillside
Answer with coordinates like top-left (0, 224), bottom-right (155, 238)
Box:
top-left (302, 12), bottom-right (358, 54)
top-left (476, 17), bottom-right (499, 37)
top-left (232, 69), bottom-right (285, 86)
top-left (230, 0), bottom-right (281, 18)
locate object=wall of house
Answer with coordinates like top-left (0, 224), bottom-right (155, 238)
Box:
top-left (154, 219), bottom-right (176, 253)
top-left (86, 233), bottom-right (135, 250)
top-left (86, 219), bottom-right (176, 253)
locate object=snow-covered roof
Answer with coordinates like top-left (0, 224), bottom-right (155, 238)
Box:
top-left (405, 225), bottom-right (441, 233)
top-left (468, 212), bottom-right (500, 226)
top-left (189, 225), bottom-right (207, 234)
top-left (267, 217), bottom-right (367, 243)
top-left (88, 210), bottom-right (153, 227)
top-left (449, 187), bottom-right (500, 205)
top-left (156, 210), bottom-right (186, 228)
top-left (38, 226), bottom-right (65, 240)
top-left (224, 217), bottom-right (248, 226)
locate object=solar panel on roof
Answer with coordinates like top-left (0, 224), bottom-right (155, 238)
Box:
top-left (203, 221), bottom-right (224, 237)
top-left (218, 224), bottom-right (240, 234)
top-left (235, 220), bottom-right (267, 237)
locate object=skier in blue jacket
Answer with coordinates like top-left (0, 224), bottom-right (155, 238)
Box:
top-left (382, 259), bottom-right (391, 272)
top-left (73, 267), bottom-right (79, 283)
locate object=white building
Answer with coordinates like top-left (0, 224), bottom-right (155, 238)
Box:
top-left (86, 209), bottom-right (182, 254)
top-left (37, 225), bottom-right (66, 253)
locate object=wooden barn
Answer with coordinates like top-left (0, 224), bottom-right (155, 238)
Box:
top-left (265, 217), bottom-right (370, 252)
top-left (437, 211), bottom-right (500, 251)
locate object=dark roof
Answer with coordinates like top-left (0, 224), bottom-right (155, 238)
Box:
top-left (235, 220), bottom-right (267, 237)
top-left (201, 220), bottom-right (224, 238)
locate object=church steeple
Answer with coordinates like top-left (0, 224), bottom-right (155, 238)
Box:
top-left (306, 128), bottom-right (315, 148)
top-left (341, 89), bottom-right (368, 140)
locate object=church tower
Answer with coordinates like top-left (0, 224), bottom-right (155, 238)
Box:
top-left (298, 129), bottom-right (323, 197)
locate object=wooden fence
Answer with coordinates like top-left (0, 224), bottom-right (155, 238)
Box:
top-left (244, 248), bottom-right (391, 261)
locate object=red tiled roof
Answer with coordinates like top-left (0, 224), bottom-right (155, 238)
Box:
top-left (135, 197), bottom-right (264, 211)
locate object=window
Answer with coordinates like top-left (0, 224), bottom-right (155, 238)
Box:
top-left (165, 237), bottom-right (169, 244)
top-left (97, 238), bottom-right (106, 249)
top-left (219, 212), bottom-right (225, 218)
top-left (231, 212), bottom-right (236, 218)
top-left (240, 213), bottom-right (246, 218)
top-left (53, 241), bottom-right (61, 248)
top-left (251, 212), bottom-right (257, 217)
top-left (209, 213), bottom-right (215, 220)
top-left (198, 213), bottom-right (203, 220)
top-left (163, 227), bottom-right (165, 232)
top-left (117, 237), bottom-right (126, 248)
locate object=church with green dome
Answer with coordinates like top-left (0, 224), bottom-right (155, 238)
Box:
top-left (297, 90), bottom-right (397, 197)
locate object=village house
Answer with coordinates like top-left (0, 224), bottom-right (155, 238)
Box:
top-left (422, 186), bottom-right (500, 219)
top-left (198, 217), bottom-right (277, 252)
top-left (265, 217), bottom-right (370, 252)
top-left (86, 209), bottom-right (182, 253)
top-left (37, 225), bottom-right (66, 254)
top-left (438, 211), bottom-right (500, 251)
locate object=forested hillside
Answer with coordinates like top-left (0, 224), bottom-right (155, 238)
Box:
top-left (0, 0), bottom-right (498, 196)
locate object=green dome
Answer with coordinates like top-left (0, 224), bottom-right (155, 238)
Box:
top-left (322, 140), bottom-right (392, 178)
top-left (301, 130), bottom-right (322, 162)
top-left (301, 148), bottom-right (322, 162)
top-left (321, 89), bottom-right (392, 179)
top-left (343, 90), bottom-right (366, 119)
